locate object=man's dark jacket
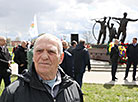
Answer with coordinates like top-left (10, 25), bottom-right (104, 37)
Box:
top-left (0, 46), bottom-right (11, 75)
top-left (73, 44), bottom-right (91, 74)
top-left (14, 46), bottom-right (27, 73)
top-left (0, 63), bottom-right (83, 102)
top-left (110, 45), bottom-right (119, 63)
top-left (126, 44), bottom-right (138, 61)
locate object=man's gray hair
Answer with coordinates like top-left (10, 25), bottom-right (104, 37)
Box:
top-left (34, 34), bottom-right (63, 55)
top-left (0, 36), bottom-right (6, 41)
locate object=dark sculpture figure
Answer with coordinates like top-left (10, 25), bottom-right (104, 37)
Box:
top-left (112, 12), bottom-right (138, 43)
top-left (96, 17), bottom-right (107, 44)
top-left (107, 17), bottom-right (118, 43)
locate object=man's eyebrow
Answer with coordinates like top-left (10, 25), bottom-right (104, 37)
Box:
top-left (35, 47), bottom-right (43, 50)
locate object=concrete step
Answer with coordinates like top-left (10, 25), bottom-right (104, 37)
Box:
top-left (90, 64), bottom-right (138, 72)
top-left (91, 68), bottom-right (138, 72)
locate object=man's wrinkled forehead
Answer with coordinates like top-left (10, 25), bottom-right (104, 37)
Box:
top-left (35, 42), bottom-right (58, 51)
top-left (34, 34), bottom-right (62, 55)
top-left (34, 38), bottom-right (58, 50)
top-left (35, 37), bottom-right (56, 46)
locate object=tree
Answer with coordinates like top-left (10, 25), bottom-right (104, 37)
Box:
top-left (15, 37), bottom-right (20, 41)
top-left (82, 31), bottom-right (94, 44)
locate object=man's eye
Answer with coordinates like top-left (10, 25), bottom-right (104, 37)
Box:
top-left (36, 49), bottom-right (43, 53)
top-left (48, 50), bottom-right (56, 54)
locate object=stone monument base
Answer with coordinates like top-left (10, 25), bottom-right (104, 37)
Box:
top-left (88, 44), bottom-right (110, 62)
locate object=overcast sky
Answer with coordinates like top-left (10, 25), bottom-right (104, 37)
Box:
top-left (0, 0), bottom-right (138, 43)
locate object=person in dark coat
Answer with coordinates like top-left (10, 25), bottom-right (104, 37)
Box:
top-left (14, 41), bottom-right (28, 74)
top-left (0, 36), bottom-right (12, 87)
top-left (124, 38), bottom-right (138, 81)
top-left (12, 44), bottom-right (18, 54)
top-left (0, 34), bottom-right (83, 102)
top-left (73, 40), bottom-right (91, 88)
top-left (60, 40), bottom-right (74, 78)
top-left (110, 39), bottom-right (119, 81)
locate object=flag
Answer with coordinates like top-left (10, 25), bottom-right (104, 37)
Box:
top-left (29, 15), bottom-right (38, 38)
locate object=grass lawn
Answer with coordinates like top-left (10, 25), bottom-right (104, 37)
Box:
top-left (82, 83), bottom-right (138, 102)
top-left (0, 80), bottom-right (138, 102)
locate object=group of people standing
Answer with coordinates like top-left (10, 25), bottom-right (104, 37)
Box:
top-left (60, 39), bottom-right (91, 88)
top-left (0, 38), bottom-right (32, 88)
top-left (0, 34), bottom-right (84, 102)
top-left (0, 32), bottom-right (137, 102)
top-left (110, 38), bottom-right (138, 81)
top-left (0, 34), bottom-right (92, 102)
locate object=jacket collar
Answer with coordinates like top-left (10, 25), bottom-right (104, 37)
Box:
top-left (24, 63), bottom-right (73, 91)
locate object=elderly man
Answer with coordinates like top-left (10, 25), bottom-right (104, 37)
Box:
top-left (14, 41), bottom-right (27, 74)
top-left (0, 34), bottom-right (83, 102)
top-left (0, 36), bottom-right (12, 87)
top-left (110, 39), bottom-right (119, 81)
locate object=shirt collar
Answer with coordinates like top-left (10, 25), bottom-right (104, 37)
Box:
top-left (38, 70), bottom-right (62, 88)
top-left (134, 43), bottom-right (137, 46)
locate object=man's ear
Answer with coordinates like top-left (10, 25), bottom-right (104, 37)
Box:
top-left (59, 52), bottom-right (64, 64)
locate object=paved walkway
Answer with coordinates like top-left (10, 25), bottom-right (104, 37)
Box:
top-left (11, 63), bottom-right (138, 85)
top-left (83, 71), bottom-right (138, 85)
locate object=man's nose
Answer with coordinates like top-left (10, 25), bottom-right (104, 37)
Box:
top-left (41, 51), bottom-right (49, 60)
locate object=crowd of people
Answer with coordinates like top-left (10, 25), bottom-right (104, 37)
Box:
top-left (0, 34), bottom-right (92, 102)
top-left (0, 33), bottom-right (138, 101)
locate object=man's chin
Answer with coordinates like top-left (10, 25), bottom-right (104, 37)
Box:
top-left (38, 67), bottom-right (49, 73)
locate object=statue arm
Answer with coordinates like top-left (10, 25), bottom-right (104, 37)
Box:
top-left (96, 20), bottom-right (101, 23)
top-left (127, 18), bottom-right (138, 22)
top-left (112, 17), bottom-right (121, 20)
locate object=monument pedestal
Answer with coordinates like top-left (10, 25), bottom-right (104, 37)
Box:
top-left (88, 44), bottom-right (110, 62)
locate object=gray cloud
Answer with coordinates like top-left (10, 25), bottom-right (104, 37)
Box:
top-left (0, 0), bottom-right (137, 43)
top-left (0, 0), bottom-right (61, 40)
top-left (76, 0), bottom-right (94, 4)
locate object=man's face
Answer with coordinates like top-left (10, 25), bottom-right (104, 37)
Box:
top-left (0, 39), bottom-right (6, 46)
top-left (115, 40), bottom-right (119, 45)
top-left (73, 43), bottom-right (77, 48)
top-left (21, 42), bottom-right (27, 48)
top-left (62, 42), bottom-right (68, 50)
top-left (133, 39), bottom-right (137, 44)
top-left (33, 38), bottom-right (62, 79)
